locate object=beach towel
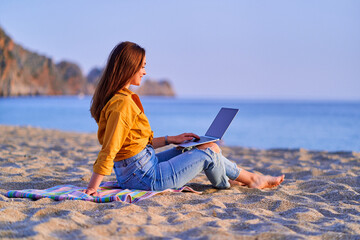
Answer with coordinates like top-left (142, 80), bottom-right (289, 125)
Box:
top-left (6, 181), bottom-right (200, 203)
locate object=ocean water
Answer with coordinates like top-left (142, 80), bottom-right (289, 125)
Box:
top-left (0, 96), bottom-right (359, 152)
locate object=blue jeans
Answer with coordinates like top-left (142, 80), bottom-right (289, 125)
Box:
top-left (113, 145), bottom-right (241, 191)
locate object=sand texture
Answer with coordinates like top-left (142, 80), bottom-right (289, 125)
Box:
top-left (0, 125), bottom-right (359, 239)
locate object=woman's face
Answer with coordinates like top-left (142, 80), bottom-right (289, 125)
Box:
top-left (129, 56), bottom-right (146, 86)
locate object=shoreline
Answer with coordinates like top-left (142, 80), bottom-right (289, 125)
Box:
top-left (1, 124), bottom-right (358, 154)
top-left (1, 125), bottom-right (359, 239)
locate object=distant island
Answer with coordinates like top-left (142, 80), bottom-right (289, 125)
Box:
top-left (87, 67), bottom-right (175, 97)
top-left (0, 27), bottom-right (175, 97)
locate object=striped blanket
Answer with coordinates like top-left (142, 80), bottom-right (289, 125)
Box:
top-left (6, 181), bottom-right (200, 203)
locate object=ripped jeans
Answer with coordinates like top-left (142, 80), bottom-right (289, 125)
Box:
top-left (113, 145), bottom-right (241, 191)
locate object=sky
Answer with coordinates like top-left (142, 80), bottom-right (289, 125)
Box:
top-left (0, 0), bottom-right (359, 100)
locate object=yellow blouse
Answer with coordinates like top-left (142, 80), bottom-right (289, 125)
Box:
top-left (93, 88), bottom-right (153, 175)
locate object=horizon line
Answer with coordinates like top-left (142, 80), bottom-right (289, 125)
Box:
top-left (1, 94), bottom-right (360, 103)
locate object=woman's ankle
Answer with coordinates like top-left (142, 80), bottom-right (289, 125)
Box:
top-left (234, 169), bottom-right (255, 186)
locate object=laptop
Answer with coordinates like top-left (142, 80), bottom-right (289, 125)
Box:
top-left (177, 107), bottom-right (239, 148)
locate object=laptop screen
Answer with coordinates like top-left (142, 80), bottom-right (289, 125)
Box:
top-left (205, 108), bottom-right (239, 138)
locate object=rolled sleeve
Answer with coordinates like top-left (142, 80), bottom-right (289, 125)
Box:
top-left (148, 131), bottom-right (154, 145)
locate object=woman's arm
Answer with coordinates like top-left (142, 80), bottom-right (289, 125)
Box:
top-left (152, 133), bottom-right (200, 149)
top-left (87, 110), bottom-right (131, 194)
top-left (82, 172), bottom-right (104, 196)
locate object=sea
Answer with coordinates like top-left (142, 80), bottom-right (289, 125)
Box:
top-left (0, 96), bottom-right (359, 152)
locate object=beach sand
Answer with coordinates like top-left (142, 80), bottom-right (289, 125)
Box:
top-left (0, 125), bottom-right (359, 239)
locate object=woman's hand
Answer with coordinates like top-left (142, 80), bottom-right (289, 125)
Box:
top-left (81, 187), bottom-right (99, 197)
top-left (81, 172), bottom-right (104, 197)
top-left (152, 133), bottom-right (200, 148)
top-left (169, 133), bottom-right (200, 144)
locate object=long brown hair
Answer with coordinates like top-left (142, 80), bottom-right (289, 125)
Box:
top-left (90, 41), bottom-right (145, 122)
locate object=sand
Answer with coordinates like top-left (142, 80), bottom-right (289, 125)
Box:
top-left (0, 125), bottom-right (359, 239)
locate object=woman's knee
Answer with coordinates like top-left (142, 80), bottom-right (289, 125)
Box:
top-left (196, 142), bottom-right (221, 153)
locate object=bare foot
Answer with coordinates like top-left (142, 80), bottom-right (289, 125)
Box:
top-left (248, 174), bottom-right (285, 189)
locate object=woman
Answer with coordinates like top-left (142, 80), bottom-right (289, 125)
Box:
top-left (83, 41), bottom-right (284, 196)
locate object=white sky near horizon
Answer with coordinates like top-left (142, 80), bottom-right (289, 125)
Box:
top-left (0, 0), bottom-right (359, 100)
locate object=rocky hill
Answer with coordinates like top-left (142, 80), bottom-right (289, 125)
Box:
top-left (0, 27), bottom-right (92, 97)
top-left (0, 27), bottom-right (175, 97)
top-left (132, 79), bottom-right (175, 96)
